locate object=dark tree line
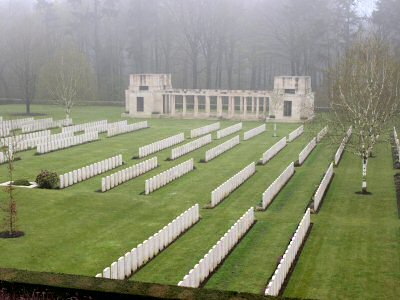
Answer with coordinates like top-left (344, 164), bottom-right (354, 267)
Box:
top-left (0, 0), bottom-right (397, 110)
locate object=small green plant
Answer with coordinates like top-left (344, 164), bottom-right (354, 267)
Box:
top-left (36, 170), bottom-right (59, 189)
top-left (12, 179), bottom-right (31, 186)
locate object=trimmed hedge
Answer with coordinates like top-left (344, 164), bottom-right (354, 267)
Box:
top-left (0, 268), bottom-right (304, 300)
top-left (36, 170), bottom-right (59, 189)
top-left (12, 179), bottom-right (31, 186)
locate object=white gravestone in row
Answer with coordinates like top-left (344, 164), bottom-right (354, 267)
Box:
top-left (111, 262), bottom-right (118, 279)
top-left (102, 267), bottom-right (111, 278)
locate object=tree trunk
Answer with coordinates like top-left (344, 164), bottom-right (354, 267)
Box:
top-left (192, 55), bottom-right (198, 89)
top-left (362, 156), bottom-right (368, 193)
top-left (25, 98), bottom-right (30, 114)
top-left (66, 104), bottom-right (71, 119)
top-left (205, 57), bottom-right (212, 89)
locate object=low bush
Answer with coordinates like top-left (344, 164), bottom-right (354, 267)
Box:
top-left (36, 170), bottom-right (59, 189)
top-left (12, 179), bottom-right (31, 186)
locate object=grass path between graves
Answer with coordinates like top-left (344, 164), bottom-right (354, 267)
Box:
top-left (0, 105), bottom-right (299, 278)
top-left (284, 142), bottom-right (400, 300)
top-left (0, 105), bottom-right (398, 300)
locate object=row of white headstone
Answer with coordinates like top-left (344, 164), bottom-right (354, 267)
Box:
top-left (334, 126), bottom-right (352, 166)
top-left (0, 150), bottom-right (13, 164)
top-left (216, 123), bottom-right (242, 139)
top-left (287, 125), bottom-right (304, 142)
top-left (21, 118), bottom-right (53, 132)
top-left (261, 162), bottom-right (295, 210)
top-left (205, 135), bottom-right (240, 162)
top-left (394, 127), bottom-right (399, 162)
top-left (83, 120), bottom-right (127, 134)
top-left (36, 132), bottom-right (99, 154)
top-left (107, 121), bottom-right (149, 137)
top-left (313, 163), bottom-right (334, 212)
top-left (62, 120), bottom-right (108, 133)
top-left (190, 122), bottom-right (220, 138)
top-left (59, 155), bottom-right (123, 189)
top-left (27, 132), bottom-right (74, 145)
top-left (139, 133), bottom-right (184, 158)
top-left (1, 117), bottom-right (39, 137)
top-left (178, 207), bottom-right (255, 288)
top-left (0, 126), bottom-right (10, 138)
top-left (316, 126), bottom-right (328, 143)
top-left (96, 204), bottom-right (200, 280)
top-left (265, 208), bottom-right (311, 296)
top-left (210, 162), bottom-right (256, 207)
top-left (298, 137), bottom-right (317, 165)
top-left (243, 124), bottom-right (266, 141)
top-left (259, 137), bottom-right (287, 165)
top-left (4, 132), bottom-right (75, 153)
top-left (145, 158), bottom-right (194, 195)
top-left (1, 130), bottom-right (51, 145)
top-left (21, 118), bottom-right (73, 133)
top-left (101, 157), bottom-right (157, 192)
top-left (1, 117), bottom-right (34, 130)
top-left (171, 134), bottom-right (212, 160)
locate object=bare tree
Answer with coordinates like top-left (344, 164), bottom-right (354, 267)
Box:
top-left (0, 134), bottom-right (21, 238)
top-left (38, 43), bottom-right (96, 119)
top-left (167, 0), bottom-right (203, 88)
top-left (7, 12), bottom-right (44, 114)
top-left (327, 35), bottom-right (400, 192)
top-left (268, 92), bottom-right (284, 136)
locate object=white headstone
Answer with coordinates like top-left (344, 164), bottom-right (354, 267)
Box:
top-left (102, 267), bottom-right (111, 278)
top-left (111, 262), bottom-right (118, 279)
top-left (131, 248), bottom-right (138, 273)
top-left (124, 252), bottom-right (132, 277)
top-left (117, 256), bottom-right (125, 279)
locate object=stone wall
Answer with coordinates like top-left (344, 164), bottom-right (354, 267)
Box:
top-left (125, 74), bottom-right (315, 122)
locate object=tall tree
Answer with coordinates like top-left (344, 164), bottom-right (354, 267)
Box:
top-left (7, 12), bottom-right (44, 114)
top-left (327, 35), bottom-right (400, 192)
top-left (0, 135), bottom-right (23, 238)
top-left (168, 0), bottom-right (204, 88)
top-left (373, 0), bottom-right (400, 55)
top-left (38, 43), bottom-right (96, 119)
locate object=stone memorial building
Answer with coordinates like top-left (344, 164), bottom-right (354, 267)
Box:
top-left (125, 74), bottom-right (314, 121)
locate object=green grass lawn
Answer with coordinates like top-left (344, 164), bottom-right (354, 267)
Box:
top-left (0, 104), bottom-right (398, 300)
top-left (284, 142), bottom-right (400, 299)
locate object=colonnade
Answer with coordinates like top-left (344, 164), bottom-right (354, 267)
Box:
top-left (165, 94), bottom-right (270, 119)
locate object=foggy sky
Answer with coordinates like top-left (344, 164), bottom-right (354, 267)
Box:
top-left (357, 0), bottom-right (377, 16)
top-left (0, 0), bottom-right (379, 16)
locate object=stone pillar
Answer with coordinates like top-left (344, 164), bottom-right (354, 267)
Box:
top-left (228, 96), bottom-right (233, 118)
top-left (243, 97), bottom-right (247, 119)
top-left (166, 95), bottom-right (170, 115)
top-left (252, 97), bottom-right (255, 113)
top-left (217, 95), bottom-right (222, 117)
top-left (263, 97), bottom-right (267, 114)
top-left (256, 97), bottom-right (259, 118)
top-left (171, 95), bottom-right (175, 116)
top-left (206, 96), bottom-right (210, 115)
top-left (183, 95), bottom-right (187, 116)
top-left (194, 95), bottom-right (198, 117)
top-left (227, 96), bottom-right (231, 116)
top-left (125, 90), bottom-right (129, 112)
top-left (240, 96), bottom-right (243, 113)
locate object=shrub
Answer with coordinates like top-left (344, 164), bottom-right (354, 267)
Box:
top-left (36, 170), bottom-right (59, 189)
top-left (13, 179), bottom-right (31, 186)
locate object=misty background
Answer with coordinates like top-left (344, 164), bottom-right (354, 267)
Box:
top-left (0, 0), bottom-right (396, 107)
